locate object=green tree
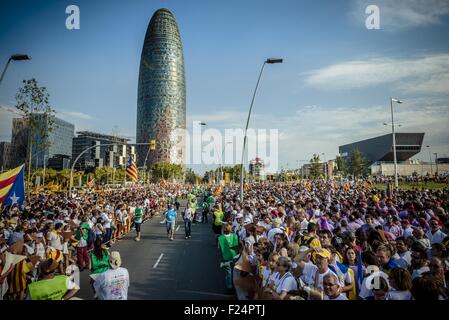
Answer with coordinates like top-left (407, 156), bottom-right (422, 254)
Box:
top-left (309, 154), bottom-right (322, 178)
top-left (15, 78), bottom-right (56, 186)
top-left (336, 155), bottom-right (349, 176)
top-left (185, 168), bottom-right (201, 184)
top-left (348, 149), bottom-right (370, 177)
top-left (151, 162), bottom-right (183, 182)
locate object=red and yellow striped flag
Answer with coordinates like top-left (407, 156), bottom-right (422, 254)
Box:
top-left (126, 157), bottom-right (138, 181)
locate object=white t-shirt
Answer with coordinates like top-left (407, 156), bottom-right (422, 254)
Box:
top-left (101, 212), bottom-right (111, 229)
top-left (302, 263), bottom-right (342, 290)
top-left (426, 230), bottom-right (447, 244)
top-left (274, 272), bottom-right (298, 294)
top-left (94, 267), bottom-right (130, 300)
top-left (359, 271), bottom-right (389, 299)
top-left (412, 266), bottom-right (430, 280)
top-left (47, 231), bottom-right (63, 251)
top-left (324, 293), bottom-right (348, 300)
top-left (386, 289), bottom-right (412, 300)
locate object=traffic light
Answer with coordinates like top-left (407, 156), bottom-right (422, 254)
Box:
top-left (150, 139), bottom-right (156, 150)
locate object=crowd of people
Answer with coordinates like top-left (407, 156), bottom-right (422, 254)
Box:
top-left (213, 180), bottom-right (449, 300)
top-left (2, 177), bottom-right (449, 301)
top-left (0, 183), bottom-right (187, 300)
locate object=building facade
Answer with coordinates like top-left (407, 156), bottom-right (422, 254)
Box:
top-left (249, 158), bottom-right (266, 181)
top-left (136, 8), bottom-right (186, 168)
top-left (339, 133), bottom-right (425, 165)
top-left (10, 115), bottom-right (75, 168)
top-left (72, 131), bottom-right (135, 170)
top-left (0, 142), bottom-right (14, 171)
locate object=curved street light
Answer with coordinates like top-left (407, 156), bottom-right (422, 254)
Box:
top-left (0, 54), bottom-right (31, 85)
top-left (240, 58), bottom-right (283, 202)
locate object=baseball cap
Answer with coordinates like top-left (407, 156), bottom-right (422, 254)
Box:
top-left (312, 248), bottom-right (331, 260)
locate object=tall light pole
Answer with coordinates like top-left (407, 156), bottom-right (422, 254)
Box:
top-left (42, 155), bottom-right (47, 187)
top-left (426, 145), bottom-right (433, 175)
top-left (434, 152), bottom-right (438, 176)
top-left (0, 54), bottom-right (31, 86)
top-left (240, 58), bottom-right (283, 202)
top-left (390, 97), bottom-right (403, 189)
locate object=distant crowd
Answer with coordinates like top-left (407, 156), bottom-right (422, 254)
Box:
top-left (212, 180), bottom-right (449, 300)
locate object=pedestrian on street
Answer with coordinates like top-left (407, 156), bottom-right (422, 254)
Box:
top-left (183, 203), bottom-right (194, 239)
top-left (165, 204), bottom-right (177, 241)
top-left (133, 207), bottom-right (143, 242)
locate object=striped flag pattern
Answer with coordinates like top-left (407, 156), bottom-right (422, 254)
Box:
top-left (126, 157), bottom-right (138, 181)
top-left (0, 164), bottom-right (25, 206)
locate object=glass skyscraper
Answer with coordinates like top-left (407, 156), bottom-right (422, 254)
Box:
top-left (136, 8), bottom-right (186, 168)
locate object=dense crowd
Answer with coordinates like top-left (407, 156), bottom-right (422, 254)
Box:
top-left (213, 180), bottom-right (449, 300)
top-left (0, 184), bottom-right (187, 300)
top-left (2, 178), bottom-right (449, 301)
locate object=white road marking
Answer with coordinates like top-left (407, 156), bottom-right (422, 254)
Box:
top-left (153, 253), bottom-right (164, 269)
top-left (176, 225), bottom-right (180, 231)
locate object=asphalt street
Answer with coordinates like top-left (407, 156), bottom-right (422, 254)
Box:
top-left (77, 202), bottom-right (234, 300)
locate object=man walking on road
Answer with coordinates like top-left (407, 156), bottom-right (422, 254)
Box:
top-left (133, 207), bottom-right (143, 242)
top-left (165, 204), bottom-right (177, 241)
top-left (183, 203), bottom-right (194, 239)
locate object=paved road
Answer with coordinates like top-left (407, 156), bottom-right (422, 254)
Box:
top-left (77, 202), bottom-right (234, 300)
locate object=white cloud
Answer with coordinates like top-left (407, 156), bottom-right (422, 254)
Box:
top-left (303, 54), bottom-right (449, 94)
top-left (57, 111), bottom-right (93, 120)
top-left (351, 0), bottom-right (449, 30)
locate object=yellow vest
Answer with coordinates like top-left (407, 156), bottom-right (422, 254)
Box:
top-left (28, 275), bottom-right (69, 300)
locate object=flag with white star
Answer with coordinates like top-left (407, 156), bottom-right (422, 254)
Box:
top-left (0, 164), bottom-right (25, 207)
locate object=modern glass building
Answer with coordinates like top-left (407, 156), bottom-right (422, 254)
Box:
top-left (9, 115), bottom-right (75, 168)
top-left (136, 8), bottom-right (186, 168)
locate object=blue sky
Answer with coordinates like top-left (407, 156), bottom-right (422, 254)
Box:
top-left (1, 0), bottom-right (449, 173)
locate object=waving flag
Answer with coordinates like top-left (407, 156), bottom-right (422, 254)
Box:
top-left (126, 157), bottom-right (138, 181)
top-left (0, 164), bottom-right (25, 207)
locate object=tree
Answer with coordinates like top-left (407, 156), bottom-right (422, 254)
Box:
top-left (309, 154), bottom-right (322, 178)
top-left (15, 78), bottom-right (56, 186)
top-left (151, 162), bottom-right (183, 182)
top-left (336, 155), bottom-right (349, 176)
top-left (348, 149), bottom-right (370, 177)
top-left (185, 168), bottom-right (201, 184)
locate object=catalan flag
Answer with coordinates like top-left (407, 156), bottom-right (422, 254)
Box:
top-left (126, 156), bottom-right (138, 181)
top-left (0, 164), bottom-right (25, 207)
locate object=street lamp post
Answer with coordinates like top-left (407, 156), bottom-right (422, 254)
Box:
top-left (43, 155), bottom-right (47, 187)
top-left (434, 152), bottom-right (438, 176)
top-left (389, 97), bottom-right (403, 190)
top-left (0, 54), bottom-right (31, 86)
top-left (240, 58), bottom-right (283, 203)
top-left (426, 145), bottom-right (433, 175)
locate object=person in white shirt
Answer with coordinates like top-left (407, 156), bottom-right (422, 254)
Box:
top-left (93, 251), bottom-right (129, 300)
top-left (411, 245), bottom-right (430, 280)
top-left (395, 237), bottom-right (412, 268)
top-left (386, 267), bottom-right (412, 300)
top-left (267, 218), bottom-right (284, 245)
top-left (426, 220), bottom-right (447, 245)
top-left (293, 247), bottom-right (341, 299)
top-left (264, 256), bottom-right (297, 300)
top-left (323, 273), bottom-right (348, 300)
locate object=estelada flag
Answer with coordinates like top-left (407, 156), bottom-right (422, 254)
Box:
top-left (0, 164), bottom-right (25, 207)
top-left (126, 156), bottom-right (138, 181)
